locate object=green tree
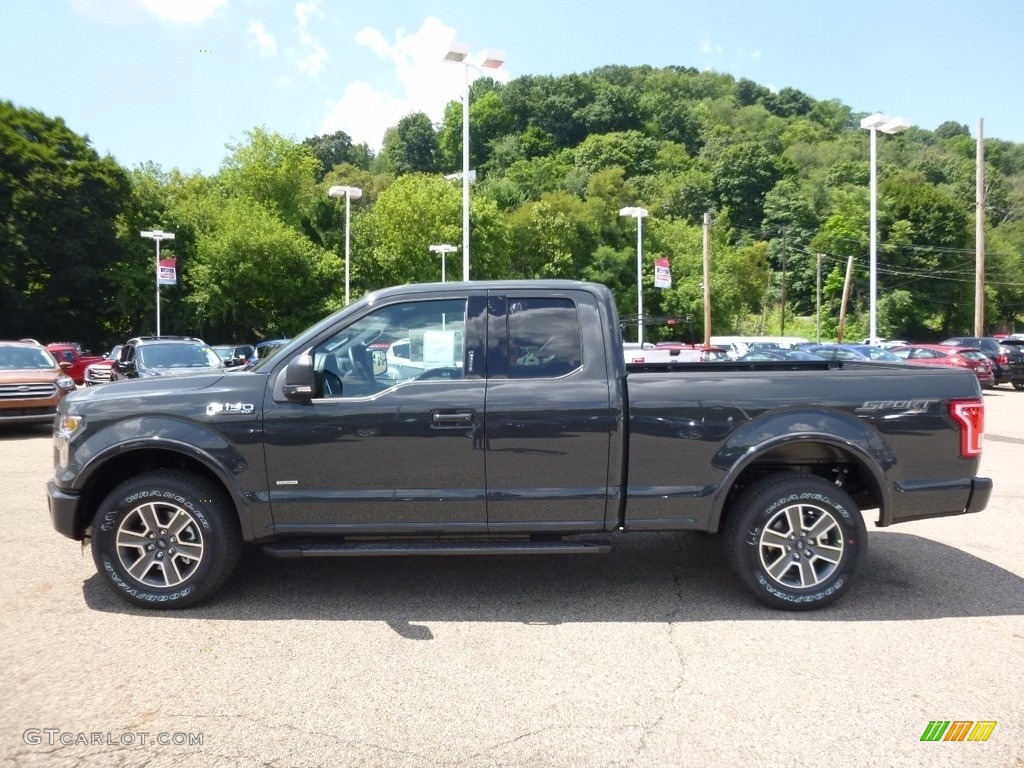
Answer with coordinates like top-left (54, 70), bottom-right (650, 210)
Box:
top-left (302, 130), bottom-right (373, 179)
top-left (219, 127), bottom-right (321, 229)
top-left (183, 196), bottom-right (342, 338)
top-left (377, 113), bottom-right (440, 176)
top-left (508, 192), bottom-right (598, 279)
top-left (711, 141), bottom-right (785, 231)
top-left (356, 174), bottom-right (511, 290)
top-left (437, 83), bottom-right (514, 174)
top-left (573, 131), bottom-right (661, 178)
top-left (0, 101), bottom-right (130, 349)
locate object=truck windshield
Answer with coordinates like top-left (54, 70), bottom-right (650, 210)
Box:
top-left (138, 344), bottom-right (221, 369)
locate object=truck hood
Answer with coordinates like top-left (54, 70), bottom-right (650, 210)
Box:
top-left (0, 369), bottom-right (65, 384)
top-left (67, 373), bottom-right (225, 404)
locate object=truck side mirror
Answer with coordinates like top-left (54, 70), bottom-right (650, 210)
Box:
top-left (282, 353), bottom-right (315, 401)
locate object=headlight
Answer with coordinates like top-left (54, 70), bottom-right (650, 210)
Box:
top-left (56, 413), bottom-right (85, 438)
top-left (55, 413), bottom-right (84, 468)
top-left (56, 375), bottom-right (76, 390)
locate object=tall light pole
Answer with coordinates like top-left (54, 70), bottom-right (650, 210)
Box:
top-left (429, 244), bottom-right (458, 282)
top-left (140, 229), bottom-right (174, 337)
top-left (328, 185), bottom-right (363, 305)
top-left (860, 112), bottom-right (910, 344)
top-left (619, 207), bottom-right (649, 345)
top-left (444, 42), bottom-right (505, 281)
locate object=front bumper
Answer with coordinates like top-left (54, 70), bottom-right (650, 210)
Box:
top-left (0, 409), bottom-right (57, 424)
top-left (47, 480), bottom-right (83, 540)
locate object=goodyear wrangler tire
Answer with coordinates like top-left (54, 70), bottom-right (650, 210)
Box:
top-left (91, 470), bottom-right (242, 609)
top-left (724, 472), bottom-right (867, 611)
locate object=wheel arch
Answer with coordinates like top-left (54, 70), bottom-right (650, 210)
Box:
top-left (707, 432), bottom-right (890, 533)
top-left (72, 443), bottom-right (254, 541)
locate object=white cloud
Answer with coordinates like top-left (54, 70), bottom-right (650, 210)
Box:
top-left (699, 32), bottom-right (723, 56)
top-left (320, 17), bottom-right (511, 152)
top-left (141, 0), bottom-right (227, 24)
top-left (297, 36), bottom-right (329, 76)
top-left (293, 0), bottom-right (328, 77)
top-left (71, 0), bottom-right (227, 24)
top-left (295, 0), bottom-right (318, 28)
top-left (70, 0), bottom-right (141, 24)
top-left (248, 20), bottom-right (277, 57)
top-left (355, 27), bottom-right (390, 59)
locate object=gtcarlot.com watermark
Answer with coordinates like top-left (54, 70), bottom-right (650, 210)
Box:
top-left (23, 729), bottom-right (204, 747)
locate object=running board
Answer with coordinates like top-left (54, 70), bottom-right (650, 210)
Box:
top-left (263, 538), bottom-right (612, 558)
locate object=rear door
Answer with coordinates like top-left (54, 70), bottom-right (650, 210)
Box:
top-left (482, 288), bottom-right (616, 532)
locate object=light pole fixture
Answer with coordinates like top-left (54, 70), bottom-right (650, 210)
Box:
top-left (328, 185), bottom-right (363, 305)
top-left (860, 112), bottom-right (910, 344)
top-left (140, 229), bottom-right (175, 337)
top-left (619, 206), bottom-right (649, 346)
top-left (429, 244), bottom-right (458, 282)
top-left (444, 41), bottom-right (506, 281)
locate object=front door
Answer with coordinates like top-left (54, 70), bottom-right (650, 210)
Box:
top-left (262, 293), bottom-right (489, 535)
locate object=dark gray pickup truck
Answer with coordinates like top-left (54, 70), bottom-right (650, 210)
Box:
top-left (47, 280), bottom-right (991, 610)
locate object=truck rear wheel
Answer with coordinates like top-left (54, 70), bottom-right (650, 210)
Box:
top-left (90, 470), bottom-right (242, 609)
top-left (724, 472), bottom-right (867, 610)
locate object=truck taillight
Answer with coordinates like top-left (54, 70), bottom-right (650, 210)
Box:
top-left (949, 399), bottom-right (984, 458)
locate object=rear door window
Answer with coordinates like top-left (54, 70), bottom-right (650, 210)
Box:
top-left (504, 298), bottom-right (583, 379)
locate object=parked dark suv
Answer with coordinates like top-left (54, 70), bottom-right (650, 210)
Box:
top-left (940, 337), bottom-right (1010, 385)
top-left (212, 344), bottom-right (255, 369)
top-left (111, 337), bottom-right (223, 381)
top-left (997, 338), bottom-right (1024, 390)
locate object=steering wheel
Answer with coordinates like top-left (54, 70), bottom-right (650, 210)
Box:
top-left (348, 345), bottom-right (374, 383)
top-left (321, 371), bottom-right (342, 397)
top-left (518, 336), bottom-right (557, 366)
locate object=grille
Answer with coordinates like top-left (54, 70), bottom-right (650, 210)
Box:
top-left (0, 382), bottom-right (58, 400)
top-left (85, 368), bottom-right (112, 382)
top-left (0, 407), bottom-right (53, 417)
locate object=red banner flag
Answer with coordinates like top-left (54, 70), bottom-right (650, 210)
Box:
top-left (158, 258), bottom-right (177, 286)
top-left (654, 257), bottom-right (671, 288)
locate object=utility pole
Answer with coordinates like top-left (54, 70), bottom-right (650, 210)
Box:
top-left (838, 256), bottom-right (854, 342)
top-left (780, 227), bottom-right (787, 335)
top-left (816, 253), bottom-right (823, 344)
top-left (975, 118), bottom-right (986, 336)
top-left (703, 212), bottom-right (712, 346)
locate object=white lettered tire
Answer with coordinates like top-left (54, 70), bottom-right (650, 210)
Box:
top-left (725, 472), bottom-right (867, 610)
top-left (91, 470), bottom-right (242, 609)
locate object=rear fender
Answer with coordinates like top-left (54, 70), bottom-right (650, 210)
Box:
top-left (706, 408), bottom-right (893, 531)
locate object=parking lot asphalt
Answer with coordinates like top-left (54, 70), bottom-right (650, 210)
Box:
top-left (1, 390), bottom-right (1022, 768)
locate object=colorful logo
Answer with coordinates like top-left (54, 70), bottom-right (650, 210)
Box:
top-left (920, 721), bottom-right (997, 742)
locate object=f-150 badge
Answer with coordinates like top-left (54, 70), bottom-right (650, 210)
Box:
top-left (206, 402), bottom-right (255, 416)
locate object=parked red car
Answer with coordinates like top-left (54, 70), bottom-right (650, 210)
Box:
top-left (45, 343), bottom-right (105, 385)
top-left (889, 344), bottom-right (995, 388)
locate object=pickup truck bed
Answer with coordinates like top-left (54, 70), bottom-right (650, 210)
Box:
top-left (47, 280), bottom-right (991, 611)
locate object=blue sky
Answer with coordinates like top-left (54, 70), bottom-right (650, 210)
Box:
top-left (2, 0), bottom-right (1021, 176)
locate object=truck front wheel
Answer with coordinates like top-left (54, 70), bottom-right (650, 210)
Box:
top-left (725, 472), bottom-right (867, 610)
top-left (90, 470), bottom-right (242, 609)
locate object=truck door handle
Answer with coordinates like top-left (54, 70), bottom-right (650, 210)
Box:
top-left (431, 409), bottom-right (476, 427)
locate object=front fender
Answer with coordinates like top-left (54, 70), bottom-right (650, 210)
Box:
top-left (62, 415), bottom-right (252, 492)
top-left (706, 407), bottom-right (893, 531)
